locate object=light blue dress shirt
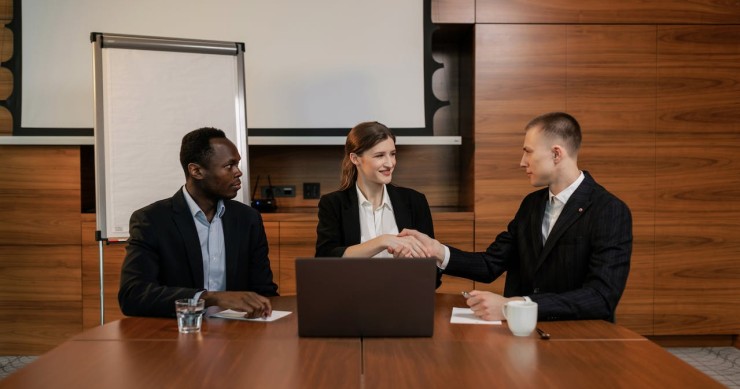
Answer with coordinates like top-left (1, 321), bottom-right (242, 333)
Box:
top-left (182, 186), bottom-right (226, 294)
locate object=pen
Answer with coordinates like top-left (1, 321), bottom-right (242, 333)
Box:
top-left (536, 327), bottom-right (550, 340)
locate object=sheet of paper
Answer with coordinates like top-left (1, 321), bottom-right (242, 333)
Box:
top-left (210, 309), bottom-right (292, 322)
top-left (450, 307), bottom-right (502, 325)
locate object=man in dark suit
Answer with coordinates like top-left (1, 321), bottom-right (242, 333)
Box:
top-left (119, 127), bottom-right (278, 318)
top-left (402, 112), bottom-right (632, 321)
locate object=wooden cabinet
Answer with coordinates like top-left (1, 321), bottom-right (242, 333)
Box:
top-left (277, 221), bottom-right (316, 295)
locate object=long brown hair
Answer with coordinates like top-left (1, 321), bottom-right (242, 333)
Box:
top-left (339, 121), bottom-right (396, 190)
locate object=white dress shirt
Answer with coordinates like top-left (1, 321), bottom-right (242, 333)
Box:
top-left (356, 184), bottom-right (398, 258)
top-left (542, 171), bottom-right (585, 244)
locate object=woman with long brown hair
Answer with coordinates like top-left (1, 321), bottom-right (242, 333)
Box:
top-left (315, 121), bottom-right (435, 259)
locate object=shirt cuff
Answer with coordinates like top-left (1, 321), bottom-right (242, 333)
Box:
top-left (438, 245), bottom-right (451, 270)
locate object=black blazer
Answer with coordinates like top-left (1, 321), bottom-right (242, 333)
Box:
top-left (315, 184), bottom-right (435, 257)
top-left (445, 172), bottom-right (632, 322)
top-left (118, 189), bottom-right (278, 317)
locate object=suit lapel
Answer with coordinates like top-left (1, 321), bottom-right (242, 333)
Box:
top-left (387, 185), bottom-right (412, 230)
top-left (221, 202), bottom-right (239, 290)
top-left (342, 188), bottom-right (362, 245)
top-left (172, 190), bottom-right (205, 288)
top-left (530, 190), bottom-right (548, 258)
top-left (537, 175), bottom-right (594, 270)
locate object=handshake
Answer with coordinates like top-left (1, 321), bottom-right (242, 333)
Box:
top-left (385, 229), bottom-right (445, 261)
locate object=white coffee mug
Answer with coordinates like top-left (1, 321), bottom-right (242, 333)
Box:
top-left (502, 300), bottom-right (538, 337)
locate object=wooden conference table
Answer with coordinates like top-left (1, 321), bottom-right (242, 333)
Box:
top-left (0, 295), bottom-right (721, 388)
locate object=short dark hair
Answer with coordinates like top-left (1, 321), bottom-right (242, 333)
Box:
top-left (179, 127), bottom-right (226, 176)
top-left (525, 112), bottom-right (582, 153)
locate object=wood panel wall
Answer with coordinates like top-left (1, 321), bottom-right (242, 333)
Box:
top-left (654, 25), bottom-right (740, 334)
top-left (475, 0), bottom-right (740, 24)
top-left (248, 145), bottom-right (465, 211)
top-left (432, 0), bottom-right (474, 24)
top-left (472, 24), bottom-right (567, 303)
top-left (0, 146), bottom-right (82, 354)
top-left (473, 24), bottom-right (658, 332)
top-left (469, 2), bottom-right (740, 334)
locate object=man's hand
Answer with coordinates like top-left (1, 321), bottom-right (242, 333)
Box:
top-left (202, 291), bottom-right (272, 318)
top-left (397, 229), bottom-right (445, 262)
top-left (465, 290), bottom-right (524, 321)
top-left (384, 234), bottom-right (432, 258)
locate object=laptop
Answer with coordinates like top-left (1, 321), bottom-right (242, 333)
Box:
top-left (295, 258), bottom-right (437, 337)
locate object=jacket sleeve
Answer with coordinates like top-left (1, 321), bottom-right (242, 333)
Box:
top-left (118, 209), bottom-right (200, 318)
top-left (444, 224), bottom-right (514, 284)
top-left (315, 194), bottom-right (349, 257)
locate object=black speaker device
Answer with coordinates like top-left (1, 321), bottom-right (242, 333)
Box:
top-left (250, 175), bottom-right (277, 213)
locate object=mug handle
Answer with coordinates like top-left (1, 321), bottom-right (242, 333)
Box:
top-left (501, 303), bottom-right (508, 320)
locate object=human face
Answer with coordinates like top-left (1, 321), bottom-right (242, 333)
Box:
top-left (520, 127), bottom-right (556, 188)
top-left (351, 137), bottom-right (396, 187)
top-left (198, 138), bottom-right (243, 200)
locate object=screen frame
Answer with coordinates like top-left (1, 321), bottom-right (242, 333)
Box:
top-left (7, 0), bottom-right (445, 138)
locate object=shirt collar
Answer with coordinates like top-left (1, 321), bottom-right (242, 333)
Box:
top-left (355, 184), bottom-right (393, 211)
top-left (549, 171), bottom-right (585, 205)
top-left (182, 186), bottom-right (225, 219)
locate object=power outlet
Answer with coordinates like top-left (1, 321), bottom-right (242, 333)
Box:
top-left (303, 183), bottom-right (321, 199)
top-left (261, 185), bottom-right (296, 198)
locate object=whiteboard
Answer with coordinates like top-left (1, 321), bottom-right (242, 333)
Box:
top-left (93, 34), bottom-right (249, 241)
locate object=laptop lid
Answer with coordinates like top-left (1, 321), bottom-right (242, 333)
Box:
top-left (295, 258), bottom-right (437, 337)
